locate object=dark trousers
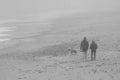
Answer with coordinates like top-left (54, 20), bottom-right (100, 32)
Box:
top-left (91, 50), bottom-right (96, 61)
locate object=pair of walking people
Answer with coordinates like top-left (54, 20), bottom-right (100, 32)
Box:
top-left (80, 37), bottom-right (98, 61)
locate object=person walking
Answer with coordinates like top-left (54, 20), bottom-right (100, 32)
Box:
top-left (90, 40), bottom-right (98, 61)
top-left (80, 37), bottom-right (89, 61)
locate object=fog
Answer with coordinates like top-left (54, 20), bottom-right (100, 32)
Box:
top-left (0, 0), bottom-right (120, 19)
top-left (0, 0), bottom-right (120, 42)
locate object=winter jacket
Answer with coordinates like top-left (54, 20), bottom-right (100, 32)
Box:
top-left (90, 42), bottom-right (98, 51)
top-left (80, 40), bottom-right (89, 52)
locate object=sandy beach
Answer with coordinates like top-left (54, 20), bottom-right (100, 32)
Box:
top-left (0, 11), bottom-right (120, 80)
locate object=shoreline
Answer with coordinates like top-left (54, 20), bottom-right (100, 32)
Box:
top-left (0, 26), bottom-right (16, 42)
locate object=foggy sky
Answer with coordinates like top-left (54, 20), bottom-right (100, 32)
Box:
top-left (0, 0), bottom-right (120, 20)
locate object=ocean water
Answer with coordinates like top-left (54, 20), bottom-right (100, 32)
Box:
top-left (0, 26), bottom-right (16, 42)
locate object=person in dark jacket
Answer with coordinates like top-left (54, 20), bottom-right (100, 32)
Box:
top-left (80, 37), bottom-right (89, 60)
top-left (90, 40), bottom-right (98, 61)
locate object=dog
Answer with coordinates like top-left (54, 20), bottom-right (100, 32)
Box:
top-left (68, 48), bottom-right (77, 55)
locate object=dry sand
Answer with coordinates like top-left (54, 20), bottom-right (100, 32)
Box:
top-left (0, 11), bottom-right (120, 80)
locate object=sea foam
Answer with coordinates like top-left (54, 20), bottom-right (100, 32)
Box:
top-left (0, 26), bottom-right (16, 42)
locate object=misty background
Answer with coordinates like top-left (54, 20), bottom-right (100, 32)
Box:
top-left (0, 0), bottom-right (120, 43)
top-left (0, 0), bottom-right (120, 20)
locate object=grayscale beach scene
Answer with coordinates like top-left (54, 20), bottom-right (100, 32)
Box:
top-left (0, 0), bottom-right (120, 80)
